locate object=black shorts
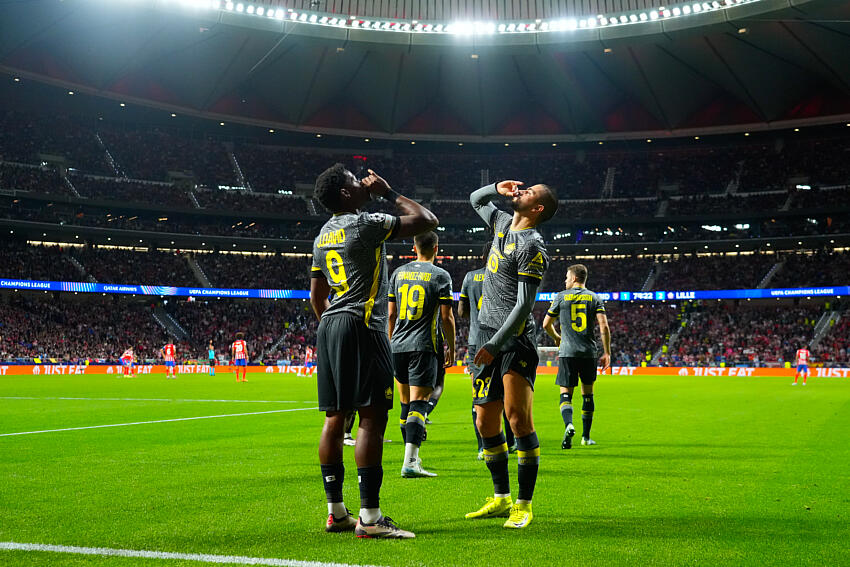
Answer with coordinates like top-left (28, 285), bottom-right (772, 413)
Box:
top-left (472, 329), bottom-right (538, 406)
top-left (466, 344), bottom-right (482, 378)
top-left (208, 358), bottom-right (216, 367)
top-left (316, 314), bottom-right (395, 412)
top-left (393, 351), bottom-right (440, 388)
top-left (556, 357), bottom-right (597, 388)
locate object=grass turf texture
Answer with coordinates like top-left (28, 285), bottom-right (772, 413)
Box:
top-left (1, 371), bottom-right (848, 566)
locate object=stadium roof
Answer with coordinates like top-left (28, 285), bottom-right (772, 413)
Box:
top-left (2, 0), bottom-right (850, 142)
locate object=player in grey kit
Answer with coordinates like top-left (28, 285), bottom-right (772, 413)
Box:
top-left (388, 231), bottom-right (456, 478)
top-left (465, 179), bottom-right (557, 529)
top-left (459, 243), bottom-right (515, 459)
top-left (543, 264), bottom-right (611, 449)
top-left (310, 164), bottom-right (437, 539)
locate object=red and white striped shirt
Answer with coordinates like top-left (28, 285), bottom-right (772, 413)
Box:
top-left (121, 349), bottom-right (134, 361)
top-left (162, 343), bottom-right (176, 362)
top-left (796, 349), bottom-right (810, 365)
top-left (232, 340), bottom-right (247, 360)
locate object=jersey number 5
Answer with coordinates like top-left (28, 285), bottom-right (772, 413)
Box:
top-left (325, 251), bottom-right (349, 298)
top-left (570, 303), bottom-right (587, 332)
top-left (398, 284), bottom-right (425, 320)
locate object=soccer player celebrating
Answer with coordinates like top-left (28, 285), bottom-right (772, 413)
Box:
top-left (793, 344), bottom-right (811, 386)
top-left (459, 244), bottom-right (516, 459)
top-left (465, 179), bottom-right (557, 529)
top-left (207, 340), bottom-right (216, 377)
top-left (120, 347), bottom-right (135, 378)
top-left (387, 231), bottom-right (456, 478)
top-left (161, 340), bottom-right (177, 379)
top-left (310, 164), bottom-right (437, 538)
top-left (231, 332), bottom-right (248, 382)
top-left (542, 264), bottom-right (611, 449)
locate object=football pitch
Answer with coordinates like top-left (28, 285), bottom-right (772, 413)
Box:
top-left (1, 370), bottom-right (848, 566)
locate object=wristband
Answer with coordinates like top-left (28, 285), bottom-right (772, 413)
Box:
top-left (383, 189), bottom-right (402, 202)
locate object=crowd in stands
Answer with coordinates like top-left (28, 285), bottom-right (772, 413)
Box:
top-left (0, 242), bottom-right (82, 282)
top-left (194, 189), bottom-right (312, 217)
top-left (0, 162), bottom-right (69, 196)
top-left (814, 315), bottom-right (850, 365)
top-left (0, 295), bottom-right (167, 362)
top-left (197, 253), bottom-right (313, 290)
top-left (0, 111), bottom-right (110, 175)
top-left (672, 302), bottom-right (823, 366)
top-left (3, 288), bottom-right (849, 367)
top-left (654, 254), bottom-right (777, 290)
top-left (168, 299), bottom-right (316, 364)
top-left (71, 175), bottom-right (194, 209)
top-left (99, 129), bottom-right (237, 187)
top-left (771, 250), bottom-right (850, 288)
top-left (73, 247), bottom-right (198, 287)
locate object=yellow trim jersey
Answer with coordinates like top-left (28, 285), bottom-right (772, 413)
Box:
top-left (311, 211), bottom-right (398, 330)
top-left (388, 261), bottom-right (453, 354)
top-left (547, 287), bottom-right (606, 358)
top-left (479, 210), bottom-right (549, 341)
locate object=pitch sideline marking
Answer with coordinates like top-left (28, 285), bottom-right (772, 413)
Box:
top-left (0, 407), bottom-right (317, 437)
top-left (0, 542), bottom-right (387, 567)
top-left (0, 396), bottom-right (313, 404)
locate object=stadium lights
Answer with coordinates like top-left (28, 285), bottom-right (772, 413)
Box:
top-left (165, 0), bottom-right (763, 36)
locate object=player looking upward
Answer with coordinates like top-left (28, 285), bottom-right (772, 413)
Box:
top-left (231, 333), bottom-right (248, 382)
top-left (387, 230), bottom-right (456, 478)
top-left (208, 340), bottom-right (216, 376)
top-left (120, 347), bottom-right (135, 378)
top-left (161, 341), bottom-right (177, 379)
top-left (310, 164), bottom-right (437, 538)
top-left (465, 179), bottom-right (557, 529)
top-left (542, 264), bottom-right (611, 449)
top-left (459, 244), bottom-right (516, 459)
top-left (793, 345), bottom-right (811, 386)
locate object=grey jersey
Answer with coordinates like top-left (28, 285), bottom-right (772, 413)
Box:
top-left (547, 287), bottom-right (606, 358)
top-left (479, 210), bottom-right (550, 343)
top-left (460, 268), bottom-right (486, 347)
top-left (388, 261), bottom-right (453, 354)
top-left (311, 211), bottom-right (398, 331)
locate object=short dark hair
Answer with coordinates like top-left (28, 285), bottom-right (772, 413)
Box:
top-left (568, 264), bottom-right (588, 284)
top-left (480, 241), bottom-right (492, 263)
top-left (414, 231), bottom-right (439, 253)
top-left (236, 332), bottom-right (245, 340)
top-left (314, 163), bottom-right (348, 213)
top-left (537, 184), bottom-right (559, 224)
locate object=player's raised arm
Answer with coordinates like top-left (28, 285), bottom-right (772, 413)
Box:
top-left (362, 169), bottom-right (437, 239)
top-left (470, 180), bottom-right (523, 226)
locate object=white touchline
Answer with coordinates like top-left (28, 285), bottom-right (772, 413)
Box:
top-left (0, 396), bottom-right (315, 404)
top-left (0, 407), bottom-right (317, 437)
top-left (0, 542), bottom-right (388, 567)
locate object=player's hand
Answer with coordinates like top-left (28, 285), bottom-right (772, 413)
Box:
top-left (474, 345), bottom-right (495, 367)
top-left (444, 349), bottom-right (455, 369)
top-left (599, 353), bottom-right (611, 373)
top-left (496, 180), bottom-right (523, 197)
top-left (362, 169), bottom-right (391, 197)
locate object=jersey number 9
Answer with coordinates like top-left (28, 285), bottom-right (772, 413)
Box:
top-left (325, 251), bottom-right (349, 298)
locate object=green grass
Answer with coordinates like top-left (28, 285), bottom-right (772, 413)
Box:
top-left (1, 370), bottom-right (848, 566)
